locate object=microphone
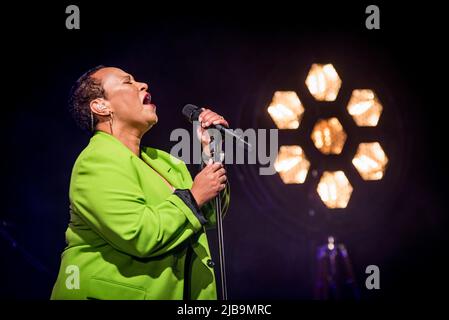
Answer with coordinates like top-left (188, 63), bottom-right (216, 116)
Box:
top-left (182, 104), bottom-right (252, 151)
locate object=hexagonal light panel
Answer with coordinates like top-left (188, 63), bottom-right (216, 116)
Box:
top-left (267, 91), bottom-right (305, 129)
top-left (305, 64), bottom-right (342, 101)
top-left (347, 89), bottom-right (383, 126)
top-left (311, 117), bottom-right (347, 155)
top-left (352, 142), bottom-right (388, 180)
top-left (317, 171), bottom-right (353, 209)
top-left (274, 145), bottom-right (310, 184)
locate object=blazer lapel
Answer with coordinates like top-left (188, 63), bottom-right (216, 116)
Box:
top-left (140, 147), bottom-right (183, 189)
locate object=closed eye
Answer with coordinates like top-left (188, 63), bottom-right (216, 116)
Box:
top-left (123, 75), bottom-right (134, 84)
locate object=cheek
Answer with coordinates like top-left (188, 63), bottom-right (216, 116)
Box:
top-left (118, 88), bottom-right (140, 104)
top-left (110, 89), bottom-right (141, 115)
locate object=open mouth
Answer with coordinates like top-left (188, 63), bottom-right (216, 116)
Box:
top-left (142, 93), bottom-right (152, 105)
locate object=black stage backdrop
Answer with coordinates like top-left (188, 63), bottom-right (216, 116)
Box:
top-left (1, 2), bottom-right (447, 301)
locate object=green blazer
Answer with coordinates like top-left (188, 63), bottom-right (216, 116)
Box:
top-left (51, 131), bottom-right (229, 300)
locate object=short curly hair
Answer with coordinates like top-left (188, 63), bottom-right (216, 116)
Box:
top-left (68, 65), bottom-right (107, 133)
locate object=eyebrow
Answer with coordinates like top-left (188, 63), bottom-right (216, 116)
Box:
top-left (122, 75), bottom-right (134, 82)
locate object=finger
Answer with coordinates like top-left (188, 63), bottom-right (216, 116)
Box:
top-left (201, 110), bottom-right (217, 121)
top-left (203, 159), bottom-right (217, 172)
top-left (205, 158), bottom-right (214, 167)
top-left (196, 125), bottom-right (203, 137)
top-left (199, 110), bottom-right (212, 121)
top-left (219, 175), bottom-right (227, 183)
top-left (204, 114), bottom-right (222, 126)
top-left (201, 115), bottom-right (215, 128)
top-left (200, 134), bottom-right (211, 144)
top-left (198, 109), bottom-right (212, 123)
top-left (210, 162), bottom-right (223, 172)
top-left (212, 119), bottom-right (229, 128)
top-left (219, 183), bottom-right (226, 191)
top-left (216, 168), bottom-right (226, 177)
top-left (201, 112), bottom-right (218, 126)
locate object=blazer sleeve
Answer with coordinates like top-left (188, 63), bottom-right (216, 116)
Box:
top-left (70, 150), bottom-right (205, 259)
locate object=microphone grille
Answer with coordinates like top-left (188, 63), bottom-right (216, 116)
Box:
top-left (182, 104), bottom-right (201, 122)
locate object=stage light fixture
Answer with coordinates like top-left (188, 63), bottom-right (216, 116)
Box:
top-left (267, 91), bottom-right (305, 129)
top-left (311, 117), bottom-right (347, 155)
top-left (268, 64), bottom-right (387, 210)
top-left (347, 89), bottom-right (383, 127)
top-left (274, 145), bottom-right (310, 184)
top-left (352, 142), bottom-right (388, 180)
top-left (317, 171), bottom-right (353, 209)
top-left (305, 64), bottom-right (342, 101)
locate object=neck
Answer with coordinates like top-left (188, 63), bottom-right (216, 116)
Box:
top-left (115, 130), bottom-right (142, 156)
top-left (97, 122), bottom-right (144, 156)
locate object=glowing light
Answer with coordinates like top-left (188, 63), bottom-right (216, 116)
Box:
top-left (266, 63), bottom-right (388, 210)
top-left (311, 118), bottom-right (347, 155)
top-left (352, 142), bottom-right (388, 180)
top-left (327, 236), bottom-right (335, 250)
top-left (317, 171), bottom-right (353, 209)
top-left (274, 145), bottom-right (310, 184)
top-left (267, 91), bottom-right (305, 129)
top-left (347, 89), bottom-right (383, 126)
top-left (305, 64), bottom-right (342, 101)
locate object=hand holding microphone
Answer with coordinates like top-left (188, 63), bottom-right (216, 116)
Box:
top-left (191, 160), bottom-right (227, 207)
top-left (182, 104), bottom-right (252, 152)
top-left (184, 105), bottom-right (229, 207)
top-left (195, 107), bottom-right (229, 147)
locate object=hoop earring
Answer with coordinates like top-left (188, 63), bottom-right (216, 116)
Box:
top-left (90, 111), bottom-right (94, 133)
top-left (109, 111), bottom-right (114, 135)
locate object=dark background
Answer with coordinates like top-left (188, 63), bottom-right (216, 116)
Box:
top-left (1, 2), bottom-right (447, 300)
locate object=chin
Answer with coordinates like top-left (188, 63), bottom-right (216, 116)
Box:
top-left (145, 116), bottom-right (158, 128)
top-left (151, 115), bottom-right (158, 124)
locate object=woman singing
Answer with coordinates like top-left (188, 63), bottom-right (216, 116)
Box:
top-left (51, 66), bottom-right (230, 300)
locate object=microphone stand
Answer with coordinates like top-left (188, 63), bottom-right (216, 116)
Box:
top-left (209, 134), bottom-right (228, 300)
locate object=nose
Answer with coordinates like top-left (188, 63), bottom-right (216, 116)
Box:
top-left (139, 82), bottom-right (148, 92)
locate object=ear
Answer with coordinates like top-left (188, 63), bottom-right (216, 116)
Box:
top-left (90, 98), bottom-right (111, 116)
